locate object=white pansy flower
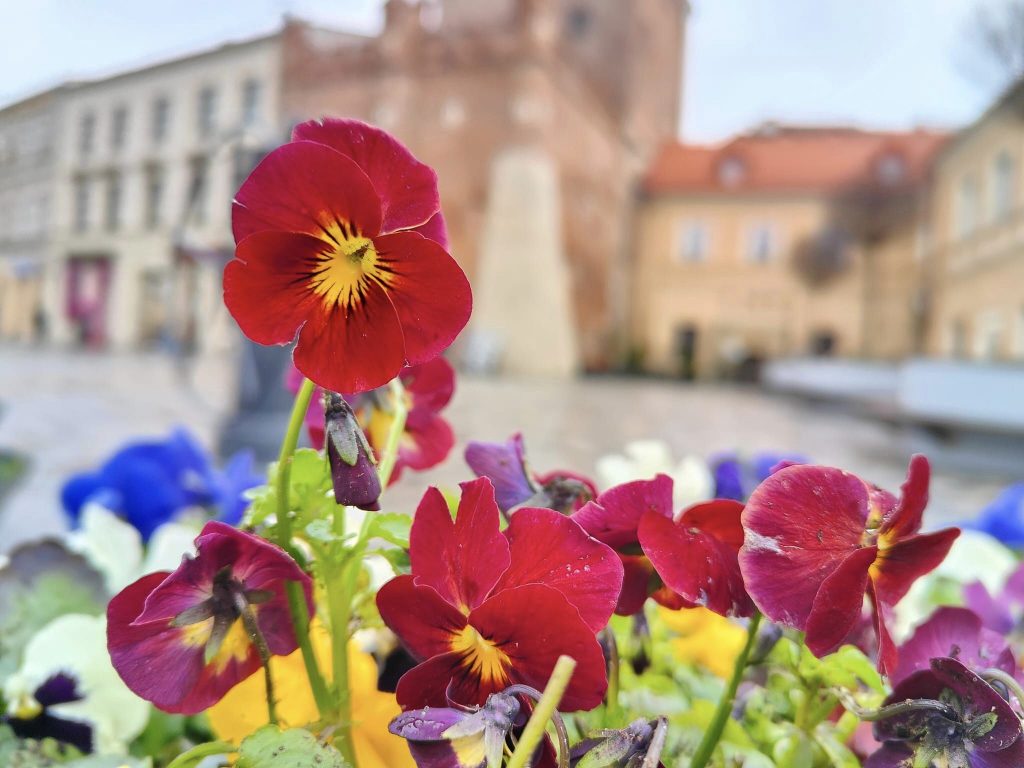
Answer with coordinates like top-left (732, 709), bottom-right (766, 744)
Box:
top-left (6, 614), bottom-right (149, 755)
top-left (596, 439), bottom-right (713, 508)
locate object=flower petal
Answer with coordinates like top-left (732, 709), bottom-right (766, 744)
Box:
top-left (372, 231), bottom-right (472, 366)
top-left (412, 210), bottom-right (449, 249)
top-left (233, 140), bottom-right (382, 242)
top-left (879, 454), bottom-right (930, 540)
top-left (740, 465), bottom-right (869, 630)
top-left (224, 231), bottom-right (333, 345)
top-left (291, 118), bottom-right (439, 234)
top-left (108, 572), bottom-right (259, 714)
top-left (639, 505), bottom-right (753, 618)
top-left (292, 274), bottom-right (407, 395)
top-left (399, 412), bottom-right (455, 474)
top-left (804, 546), bottom-right (876, 657)
top-left (469, 584), bottom-right (607, 712)
top-left (395, 652), bottom-right (467, 710)
top-left (410, 480), bottom-right (510, 612)
top-left (893, 606), bottom-right (1016, 685)
top-left (377, 576), bottom-right (468, 660)
top-left (571, 475), bottom-right (674, 550)
top-left (871, 527), bottom-right (961, 673)
top-left (404, 356), bottom-right (456, 412)
top-left (930, 658), bottom-right (1022, 751)
top-left (464, 434), bottom-right (536, 512)
top-left (678, 499), bottom-right (746, 550)
top-left (616, 555), bottom-right (656, 615)
top-left (493, 507), bottom-right (623, 631)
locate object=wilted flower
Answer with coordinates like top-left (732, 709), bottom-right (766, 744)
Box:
top-left (570, 718), bottom-right (665, 768)
top-left (389, 689), bottom-right (520, 768)
top-left (3, 614), bottom-right (149, 755)
top-left (376, 478), bottom-right (622, 710)
top-left (867, 658), bottom-right (1024, 767)
top-left (465, 433), bottom-right (596, 514)
top-left (61, 428), bottom-right (260, 539)
top-left (106, 521), bottom-right (313, 714)
top-left (740, 455), bottom-right (959, 672)
top-left (571, 474), bottom-right (753, 617)
top-left (225, 118), bottom-right (471, 394)
top-left (324, 393), bottom-right (382, 511)
top-left (291, 357), bottom-right (456, 485)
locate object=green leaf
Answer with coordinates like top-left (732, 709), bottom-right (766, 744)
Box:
top-left (246, 450), bottom-right (334, 531)
top-left (803, 645), bottom-right (884, 693)
top-left (164, 740), bottom-right (234, 768)
top-left (364, 513), bottom-right (412, 549)
top-left (65, 756), bottom-right (152, 768)
top-left (236, 726), bottom-right (349, 768)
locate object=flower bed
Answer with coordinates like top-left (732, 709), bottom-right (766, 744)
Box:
top-left (3, 119), bottom-right (1024, 768)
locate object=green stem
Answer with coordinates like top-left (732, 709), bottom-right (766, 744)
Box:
top-left (274, 377), bottom-right (332, 717)
top-left (601, 627), bottom-right (621, 718)
top-left (689, 612), bottom-right (762, 768)
top-left (234, 593), bottom-right (277, 725)
top-left (376, 378), bottom-right (408, 487)
top-left (324, 504), bottom-right (359, 768)
top-left (507, 655), bottom-right (577, 768)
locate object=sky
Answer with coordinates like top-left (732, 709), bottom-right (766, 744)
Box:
top-left (0, 0), bottom-right (1010, 143)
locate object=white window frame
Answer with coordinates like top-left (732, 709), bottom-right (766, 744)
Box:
top-left (745, 222), bottom-right (779, 264)
top-left (675, 219), bottom-right (708, 264)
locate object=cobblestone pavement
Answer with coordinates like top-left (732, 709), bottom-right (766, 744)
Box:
top-left (0, 348), bottom-right (1013, 552)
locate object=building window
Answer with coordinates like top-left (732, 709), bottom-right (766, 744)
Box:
top-left (111, 106), bottom-right (128, 150)
top-left (956, 174), bottom-right (979, 239)
top-left (197, 86), bottom-right (217, 138)
top-left (993, 150), bottom-right (1015, 222)
top-left (745, 223), bottom-right (778, 263)
top-left (105, 172), bottom-right (122, 232)
top-left (241, 79), bottom-right (261, 127)
top-left (79, 112), bottom-right (95, 157)
top-left (152, 97), bottom-right (170, 143)
top-left (186, 155), bottom-right (209, 224)
top-left (144, 165), bottom-right (164, 230)
top-left (73, 176), bottom-right (89, 232)
top-left (973, 309), bottom-right (1004, 360)
top-left (232, 146), bottom-right (265, 191)
top-left (675, 220), bottom-right (708, 263)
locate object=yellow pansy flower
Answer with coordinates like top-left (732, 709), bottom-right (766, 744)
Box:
top-left (657, 606), bottom-right (747, 679)
top-left (207, 621), bottom-right (413, 767)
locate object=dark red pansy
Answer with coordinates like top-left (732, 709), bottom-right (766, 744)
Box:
top-left (227, 118), bottom-right (471, 395)
top-left (571, 474), bottom-right (753, 618)
top-left (739, 455), bottom-right (960, 673)
top-left (465, 433), bottom-right (596, 514)
top-left (376, 477), bottom-right (622, 711)
top-left (288, 357), bottom-right (455, 485)
top-left (106, 521), bottom-right (313, 714)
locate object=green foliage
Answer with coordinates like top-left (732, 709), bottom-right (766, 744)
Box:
top-left (164, 740), bottom-right (233, 768)
top-left (0, 724), bottom-right (86, 767)
top-left (236, 726), bottom-right (349, 768)
top-left (246, 449), bottom-right (333, 532)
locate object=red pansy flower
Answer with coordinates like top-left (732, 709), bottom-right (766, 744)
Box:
top-left (288, 356), bottom-right (456, 485)
top-left (571, 474), bottom-right (753, 618)
top-left (464, 433), bottom-right (596, 514)
top-left (376, 477), bottom-right (622, 711)
top-left (739, 455), bottom-right (960, 673)
top-left (106, 521), bottom-right (313, 714)
top-left (226, 118), bottom-right (471, 394)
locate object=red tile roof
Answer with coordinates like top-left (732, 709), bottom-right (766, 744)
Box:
top-left (643, 124), bottom-right (949, 196)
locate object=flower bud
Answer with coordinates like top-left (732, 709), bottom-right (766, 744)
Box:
top-left (324, 393), bottom-right (381, 511)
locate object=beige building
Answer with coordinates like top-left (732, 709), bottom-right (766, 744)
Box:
top-left (44, 32), bottom-right (296, 351)
top-left (0, 87), bottom-right (65, 343)
top-left (631, 125), bottom-right (945, 379)
top-left (926, 81), bottom-right (1024, 362)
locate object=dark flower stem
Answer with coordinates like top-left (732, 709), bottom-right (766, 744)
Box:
top-left (844, 697), bottom-right (959, 723)
top-left (981, 668), bottom-right (1024, 709)
top-left (275, 377), bottom-right (332, 717)
top-left (642, 717), bottom-right (669, 768)
top-left (233, 592), bottom-right (277, 725)
top-left (602, 626), bottom-right (621, 718)
top-left (689, 611), bottom-right (762, 768)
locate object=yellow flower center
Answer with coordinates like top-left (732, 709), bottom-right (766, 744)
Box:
top-left (179, 616), bottom-right (253, 672)
top-left (309, 223), bottom-right (388, 310)
top-left (450, 625), bottom-right (510, 686)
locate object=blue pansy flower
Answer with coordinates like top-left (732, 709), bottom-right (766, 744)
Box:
top-left (60, 428), bottom-right (262, 540)
top-left (710, 451), bottom-right (808, 501)
top-left (969, 483), bottom-right (1024, 547)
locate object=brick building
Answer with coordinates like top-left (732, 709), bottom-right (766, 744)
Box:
top-left (280, 0), bottom-right (687, 371)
